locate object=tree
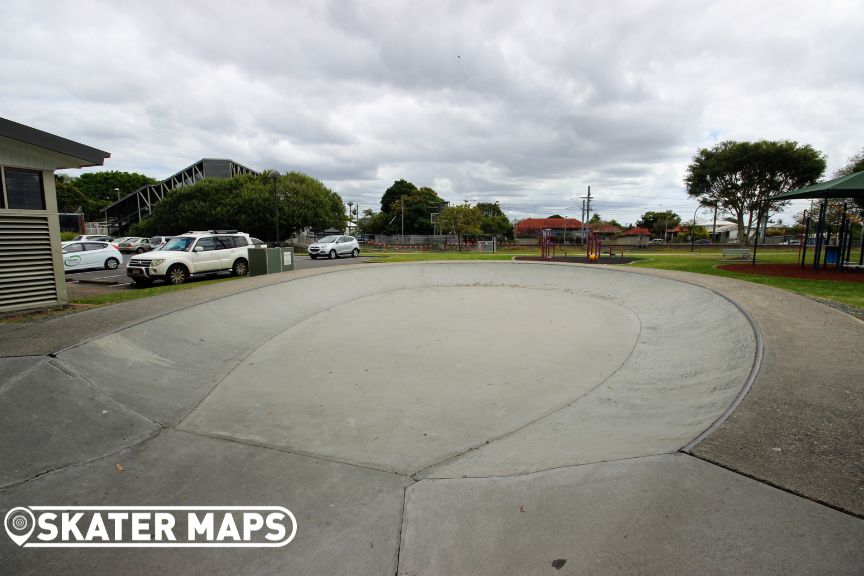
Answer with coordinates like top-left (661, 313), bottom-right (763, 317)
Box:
top-left (55, 174), bottom-right (94, 214)
top-left (685, 140), bottom-right (825, 245)
top-left (476, 202), bottom-right (513, 239)
top-left (380, 179), bottom-right (418, 214)
top-left (55, 170), bottom-right (157, 220)
top-left (129, 172), bottom-right (345, 241)
top-left (476, 202), bottom-right (505, 218)
top-left (438, 205), bottom-right (483, 251)
top-left (834, 147), bottom-right (864, 178)
top-left (833, 147), bottom-right (864, 213)
top-left (589, 213), bottom-right (602, 224)
top-left (390, 186), bottom-right (447, 234)
top-left (547, 214), bottom-right (563, 219)
top-left (636, 210), bottom-right (680, 237)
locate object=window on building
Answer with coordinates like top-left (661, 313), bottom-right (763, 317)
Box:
top-left (4, 168), bottom-right (45, 210)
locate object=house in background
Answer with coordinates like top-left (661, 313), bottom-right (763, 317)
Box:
top-left (589, 223), bottom-right (622, 240)
top-left (514, 217), bottom-right (584, 243)
top-left (0, 118), bottom-right (110, 313)
top-left (616, 227), bottom-right (652, 246)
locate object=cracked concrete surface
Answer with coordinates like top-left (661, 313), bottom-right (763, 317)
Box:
top-left (1, 261), bottom-right (861, 575)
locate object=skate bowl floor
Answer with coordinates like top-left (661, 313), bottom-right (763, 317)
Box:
top-left (32, 261), bottom-right (757, 481)
top-left (5, 262), bottom-right (864, 575)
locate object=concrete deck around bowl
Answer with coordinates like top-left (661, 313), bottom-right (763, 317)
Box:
top-left (1, 261), bottom-right (861, 575)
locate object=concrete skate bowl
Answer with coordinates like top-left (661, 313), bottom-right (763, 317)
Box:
top-left (53, 261), bottom-right (759, 480)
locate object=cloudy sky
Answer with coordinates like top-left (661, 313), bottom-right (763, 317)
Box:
top-left (3, 0), bottom-right (861, 225)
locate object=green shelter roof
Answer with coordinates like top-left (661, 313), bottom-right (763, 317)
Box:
top-left (770, 170), bottom-right (864, 200)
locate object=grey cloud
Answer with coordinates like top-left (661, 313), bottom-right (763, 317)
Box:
top-left (2, 0), bottom-right (860, 224)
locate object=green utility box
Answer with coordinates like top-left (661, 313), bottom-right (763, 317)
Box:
top-left (280, 247), bottom-right (295, 272)
top-left (248, 247), bottom-right (279, 276)
top-left (248, 247), bottom-right (295, 276)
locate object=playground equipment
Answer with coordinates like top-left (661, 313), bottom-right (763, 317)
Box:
top-left (586, 232), bottom-right (601, 262)
top-left (539, 229), bottom-right (556, 260)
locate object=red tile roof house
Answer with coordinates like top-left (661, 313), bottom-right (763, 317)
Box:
top-left (590, 224), bottom-right (623, 240)
top-left (513, 217), bottom-right (583, 243)
top-left (616, 227), bottom-right (652, 246)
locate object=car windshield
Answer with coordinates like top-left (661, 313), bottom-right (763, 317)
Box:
top-left (318, 236), bottom-right (339, 243)
top-left (161, 237), bottom-right (196, 251)
top-left (72, 235), bottom-right (85, 241)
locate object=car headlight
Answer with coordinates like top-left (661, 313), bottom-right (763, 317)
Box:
top-left (150, 259), bottom-right (165, 267)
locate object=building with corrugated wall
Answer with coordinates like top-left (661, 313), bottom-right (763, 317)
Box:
top-left (0, 118), bottom-right (109, 313)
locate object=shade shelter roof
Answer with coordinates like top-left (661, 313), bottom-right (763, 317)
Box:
top-left (770, 171), bottom-right (864, 201)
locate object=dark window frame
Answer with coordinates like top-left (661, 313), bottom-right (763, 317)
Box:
top-left (2, 166), bottom-right (45, 210)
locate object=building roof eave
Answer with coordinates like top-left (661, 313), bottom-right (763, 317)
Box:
top-left (0, 117), bottom-right (110, 168)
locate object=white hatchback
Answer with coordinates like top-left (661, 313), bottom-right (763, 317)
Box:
top-left (62, 241), bottom-right (123, 272)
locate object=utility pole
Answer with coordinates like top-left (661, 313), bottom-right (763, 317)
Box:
top-left (711, 203), bottom-right (718, 243)
top-left (580, 199), bottom-right (586, 244)
top-left (581, 186), bottom-right (592, 242)
top-left (586, 186), bottom-right (592, 223)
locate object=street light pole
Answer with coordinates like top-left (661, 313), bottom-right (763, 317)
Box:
top-left (270, 170), bottom-right (281, 247)
top-left (691, 205), bottom-right (700, 253)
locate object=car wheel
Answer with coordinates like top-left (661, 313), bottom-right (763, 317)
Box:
top-left (167, 264), bottom-right (188, 285)
top-left (329, 249), bottom-right (337, 259)
top-left (105, 257), bottom-right (120, 270)
top-left (351, 248), bottom-right (359, 258)
top-left (132, 277), bottom-right (153, 287)
top-left (310, 255), bottom-right (317, 260)
top-left (136, 247), bottom-right (145, 254)
top-left (232, 258), bottom-right (248, 276)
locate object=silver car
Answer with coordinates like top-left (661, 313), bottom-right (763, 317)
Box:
top-left (308, 235), bottom-right (360, 259)
top-left (149, 236), bottom-right (173, 251)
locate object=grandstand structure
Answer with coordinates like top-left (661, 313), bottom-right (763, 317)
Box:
top-left (104, 158), bottom-right (257, 234)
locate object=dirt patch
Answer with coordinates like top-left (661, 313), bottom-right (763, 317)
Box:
top-left (718, 263), bottom-right (864, 283)
top-left (0, 303), bottom-right (99, 325)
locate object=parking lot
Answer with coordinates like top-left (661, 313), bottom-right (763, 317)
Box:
top-left (65, 249), bottom-right (377, 299)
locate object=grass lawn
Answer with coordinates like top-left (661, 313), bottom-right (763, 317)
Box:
top-left (364, 252), bottom-right (523, 262)
top-left (70, 276), bottom-right (244, 306)
top-left (368, 248), bottom-right (864, 309)
top-left (0, 275), bottom-right (246, 323)
top-left (630, 251), bottom-right (864, 309)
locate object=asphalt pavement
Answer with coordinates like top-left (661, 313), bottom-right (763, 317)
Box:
top-left (64, 249), bottom-right (376, 293)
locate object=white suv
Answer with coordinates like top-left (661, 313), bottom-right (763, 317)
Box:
top-left (126, 230), bottom-right (253, 285)
top-left (308, 235), bottom-right (360, 259)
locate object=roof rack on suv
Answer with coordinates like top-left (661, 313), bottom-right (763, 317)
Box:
top-left (186, 230), bottom-right (240, 234)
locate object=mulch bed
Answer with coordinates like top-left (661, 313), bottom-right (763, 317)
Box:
top-left (515, 256), bottom-right (642, 265)
top-left (718, 263), bottom-right (864, 283)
